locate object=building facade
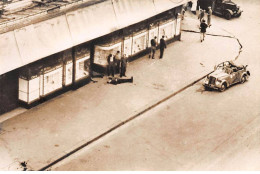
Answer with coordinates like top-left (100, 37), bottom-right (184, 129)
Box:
top-left (0, 0), bottom-right (188, 115)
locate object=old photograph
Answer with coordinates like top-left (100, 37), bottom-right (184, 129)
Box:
top-left (0, 0), bottom-right (259, 171)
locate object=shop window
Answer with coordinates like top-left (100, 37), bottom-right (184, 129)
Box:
top-left (75, 56), bottom-right (90, 81)
top-left (148, 26), bottom-right (159, 47)
top-left (175, 17), bottom-right (181, 36)
top-left (94, 42), bottom-right (122, 66)
top-left (65, 60), bottom-right (73, 86)
top-left (42, 66), bottom-right (63, 95)
top-left (123, 37), bottom-right (132, 57)
top-left (159, 20), bottom-right (175, 41)
top-left (132, 31), bottom-right (148, 55)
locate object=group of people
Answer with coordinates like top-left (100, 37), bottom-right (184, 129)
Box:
top-left (149, 35), bottom-right (167, 59)
top-left (107, 51), bottom-right (127, 78)
top-left (199, 6), bottom-right (213, 42)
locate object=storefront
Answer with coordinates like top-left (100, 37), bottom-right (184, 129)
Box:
top-left (0, 0), bottom-right (187, 114)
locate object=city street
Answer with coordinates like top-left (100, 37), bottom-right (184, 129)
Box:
top-left (51, 0), bottom-right (260, 170)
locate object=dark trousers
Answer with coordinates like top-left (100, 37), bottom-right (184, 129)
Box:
top-left (120, 65), bottom-right (126, 77)
top-left (160, 48), bottom-right (165, 58)
top-left (108, 64), bottom-right (115, 77)
top-left (150, 47), bottom-right (156, 58)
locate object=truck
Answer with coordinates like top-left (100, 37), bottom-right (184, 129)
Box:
top-left (198, 0), bottom-right (242, 20)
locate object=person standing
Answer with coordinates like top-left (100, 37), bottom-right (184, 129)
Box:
top-left (200, 19), bottom-right (208, 42)
top-left (207, 6), bottom-right (212, 27)
top-left (198, 9), bottom-right (206, 23)
top-left (159, 36), bottom-right (167, 59)
top-left (181, 8), bottom-right (186, 20)
top-left (107, 54), bottom-right (115, 77)
top-left (114, 50), bottom-right (121, 74)
top-left (149, 36), bottom-right (157, 59)
top-left (120, 54), bottom-right (127, 77)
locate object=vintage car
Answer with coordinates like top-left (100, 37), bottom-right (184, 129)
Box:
top-left (199, 0), bottom-right (243, 20)
top-left (203, 61), bottom-right (250, 91)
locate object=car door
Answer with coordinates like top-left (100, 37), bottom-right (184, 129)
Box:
top-left (214, 0), bottom-right (223, 14)
top-left (230, 69), bottom-right (240, 84)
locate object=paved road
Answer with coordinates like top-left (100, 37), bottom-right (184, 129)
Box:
top-left (50, 0), bottom-right (260, 171)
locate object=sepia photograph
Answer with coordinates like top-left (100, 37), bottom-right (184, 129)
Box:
top-left (0, 0), bottom-right (259, 171)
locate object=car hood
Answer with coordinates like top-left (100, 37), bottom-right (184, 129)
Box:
top-left (210, 69), bottom-right (229, 79)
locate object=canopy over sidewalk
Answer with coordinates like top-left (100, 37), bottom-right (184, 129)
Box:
top-left (0, 0), bottom-right (188, 75)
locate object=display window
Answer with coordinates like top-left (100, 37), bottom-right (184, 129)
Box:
top-left (65, 60), bottom-right (73, 85)
top-left (18, 76), bottom-right (40, 103)
top-left (123, 37), bottom-right (133, 57)
top-left (132, 31), bottom-right (148, 55)
top-left (94, 42), bottom-right (122, 66)
top-left (75, 56), bottom-right (90, 81)
top-left (148, 26), bottom-right (159, 47)
top-left (175, 17), bottom-right (181, 36)
top-left (159, 20), bottom-right (175, 41)
top-left (42, 65), bottom-right (63, 95)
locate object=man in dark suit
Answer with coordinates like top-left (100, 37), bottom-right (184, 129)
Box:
top-left (159, 36), bottom-right (167, 59)
top-left (107, 54), bottom-right (115, 77)
top-left (120, 54), bottom-right (127, 77)
top-left (149, 36), bottom-right (157, 59)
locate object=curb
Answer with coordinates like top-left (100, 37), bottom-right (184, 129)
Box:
top-left (38, 71), bottom-right (213, 171)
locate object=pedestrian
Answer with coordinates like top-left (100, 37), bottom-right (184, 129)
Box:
top-left (200, 19), bottom-right (208, 42)
top-left (207, 6), bottom-right (212, 27)
top-left (114, 50), bottom-right (121, 74)
top-left (181, 8), bottom-right (186, 20)
top-left (198, 9), bottom-right (205, 22)
top-left (159, 36), bottom-right (167, 59)
top-left (120, 54), bottom-right (127, 77)
top-left (107, 53), bottom-right (115, 77)
top-left (149, 36), bottom-right (157, 59)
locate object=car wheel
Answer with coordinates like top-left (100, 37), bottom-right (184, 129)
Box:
top-left (224, 12), bottom-right (231, 20)
top-left (240, 75), bottom-right (246, 84)
top-left (219, 83), bottom-right (227, 92)
top-left (237, 13), bottom-right (241, 17)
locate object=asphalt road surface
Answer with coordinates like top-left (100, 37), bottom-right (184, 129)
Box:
top-left (51, 0), bottom-right (260, 170)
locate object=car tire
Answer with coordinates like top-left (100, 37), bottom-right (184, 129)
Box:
top-left (237, 13), bottom-right (241, 17)
top-left (224, 12), bottom-right (231, 20)
top-left (240, 75), bottom-right (246, 84)
top-left (219, 83), bottom-right (227, 92)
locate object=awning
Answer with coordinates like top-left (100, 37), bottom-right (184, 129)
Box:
top-left (0, 31), bottom-right (23, 75)
top-left (112, 0), bottom-right (156, 28)
top-left (0, 0), bottom-right (188, 75)
top-left (153, 0), bottom-right (187, 13)
top-left (66, 0), bottom-right (119, 46)
top-left (14, 15), bottom-right (73, 66)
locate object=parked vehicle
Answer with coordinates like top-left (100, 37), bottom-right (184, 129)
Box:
top-left (199, 0), bottom-right (243, 20)
top-left (203, 61), bottom-right (250, 92)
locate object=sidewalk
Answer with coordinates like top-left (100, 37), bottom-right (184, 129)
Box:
top-left (0, 14), bottom-right (240, 171)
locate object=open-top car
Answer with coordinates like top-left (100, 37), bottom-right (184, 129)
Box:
top-left (203, 61), bottom-right (250, 92)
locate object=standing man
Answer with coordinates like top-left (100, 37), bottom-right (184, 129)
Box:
top-left (200, 19), bottom-right (208, 42)
top-left (207, 6), bottom-right (212, 27)
top-left (181, 8), bottom-right (186, 20)
top-left (149, 36), bottom-right (157, 59)
top-left (198, 9), bottom-right (205, 23)
top-left (159, 36), bottom-right (167, 59)
top-left (107, 54), bottom-right (115, 77)
top-left (114, 50), bottom-right (121, 74)
top-left (120, 54), bottom-right (127, 77)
